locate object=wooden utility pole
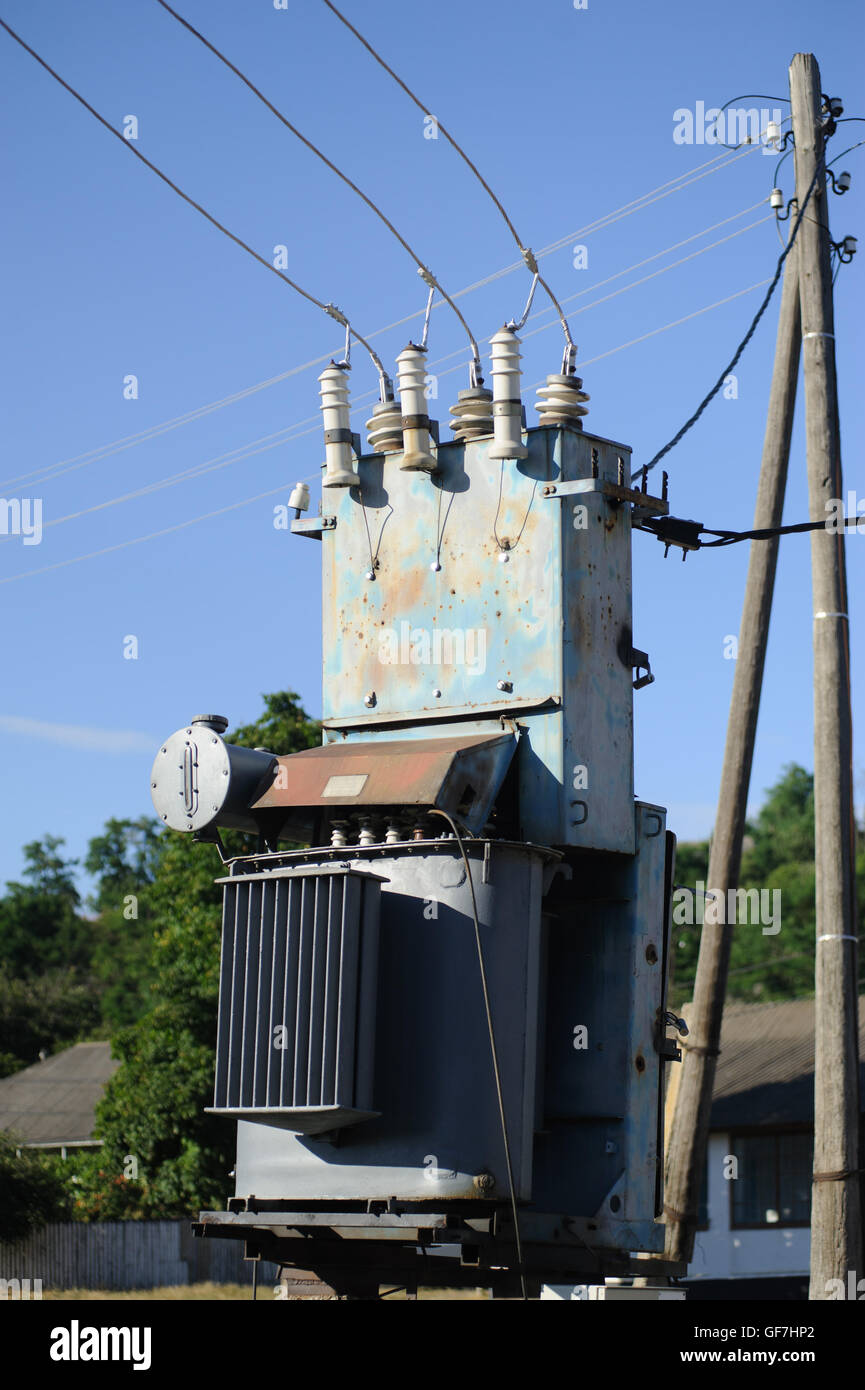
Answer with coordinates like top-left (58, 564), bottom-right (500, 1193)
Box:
top-left (789, 52), bottom-right (861, 1300)
top-left (664, 227), bottom-right (803, 1264)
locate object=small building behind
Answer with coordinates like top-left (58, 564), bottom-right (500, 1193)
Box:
top-left (683, 995), bottom-right (865, 1297)
top-left (0, 1041), bottom-right (119, 1157)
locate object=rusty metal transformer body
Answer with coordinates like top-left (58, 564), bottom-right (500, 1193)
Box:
top-left (152, 423), bottom-right (678, 1296)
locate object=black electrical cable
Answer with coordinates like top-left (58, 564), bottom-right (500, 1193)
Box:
top-left (0, 15), bottom-right (389, 383)
top-left (154, 0), bottom-right (483, 374)
top-left (428, 808), bottom-right (528, 1301)
top-left (701, 515), bottom-right (863, 547)
top-left (708, 95), bottom-right (790, 151)
top-left (634, 158), bottom-right (824, 482)
top-left (635, 512), bottom-right (862, 551)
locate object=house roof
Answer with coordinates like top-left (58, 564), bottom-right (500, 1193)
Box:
top-left (709, 995), bottom-right (865, 1129)
top-left (0, 1041), bottom-right (119, 1147)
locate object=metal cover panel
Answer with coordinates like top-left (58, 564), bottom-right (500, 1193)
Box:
top-left (251, 731), bottom-right (516, 835)
top-left (322, 431), bottom-right (561, 722)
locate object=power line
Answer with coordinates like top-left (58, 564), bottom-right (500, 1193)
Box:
top-left (319, 0), bottom-right (574, 356)
top-left (635, 512), bottom-right (864, 555)
top-left (1, 274), bottom-right (777, 582)
top-left (635, 159), bottom-right (824, 480)
top-left (521, 214), bottom-right (772, 341)
top-left (154, 0), bottom-right (482, 375)
top-left (4, 154), bottom-right (762, 491)
top-left (16, 216), bottom-right (774, 540)
top-left (0, 15), bottom-right (389, 385)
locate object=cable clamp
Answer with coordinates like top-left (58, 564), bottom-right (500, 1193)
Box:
top-left (418, 266), bottom-right (438, 289)
top-left (324, 302), bottom-right (348, 326)
top-left (802, 331), bottom-right (835, 340)
top-left (814, 611), bottom-right (848, 621)
top-left (521, 247), bottom-right (539, 274)
top-left (816, 933), bottom-right (858, 943)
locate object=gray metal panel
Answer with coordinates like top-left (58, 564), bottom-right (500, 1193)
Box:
top-left (230, 841), bottom-right (549, 1202)
top-left (531, 801), bottom-right (668, 1252)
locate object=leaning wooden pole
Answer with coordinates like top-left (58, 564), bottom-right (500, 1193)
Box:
top-left (664, 226), bottom-right (802, 1268)
top-left (788, 51), bottom-right (861, 1301)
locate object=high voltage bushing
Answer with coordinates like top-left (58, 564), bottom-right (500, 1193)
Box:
top-left (449, 386), bottom-right (494, 443)
top-left (535, 372), bottom-right (590, 429)
top-left (396, 343), bottom-right (437, 472)
top-left (488, 327), bottom-right (528, 460)
top-left (319, 364), bottom-right (359, 488)
top-left (365, 398), bottom-right (404, 454)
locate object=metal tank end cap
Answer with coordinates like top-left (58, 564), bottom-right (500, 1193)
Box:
top-left (191, 714), bottom-right (229, 734)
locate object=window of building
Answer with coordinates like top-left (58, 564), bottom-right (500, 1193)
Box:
top-left (729, 1130), bottom-right (813, 1228)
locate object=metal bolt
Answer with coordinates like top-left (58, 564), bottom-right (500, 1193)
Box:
top-left (497, 679), bottom-right (513, 693)
top-left (432, 688), bottom-right (442, 699)
top-left (473, 1171), bottom-right (495, 1194)
top-left (364, 692), bottom-right (376, 708)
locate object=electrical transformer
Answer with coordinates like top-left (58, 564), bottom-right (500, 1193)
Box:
top-left (151, 416), bottom-right (682, 1297)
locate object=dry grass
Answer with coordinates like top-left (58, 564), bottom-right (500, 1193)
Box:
top-left (43, 1283), bottom-right (254, 1301)
top-left (43, 1281), bottom-right (490, 1301)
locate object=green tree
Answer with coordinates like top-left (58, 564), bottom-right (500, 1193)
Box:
top-left (0, 1132), bottom-right (69, 1243)
top-left (669, 764), bottom-right (864, 1009)
top-left (85, 818), bottom-right (163, 1030)
top-left (0, 837), bottom-right (89, 977)
top-left (73, 693), bottom-right (320, 1220)
top-left (0, 970), bottom-right (102, 1078)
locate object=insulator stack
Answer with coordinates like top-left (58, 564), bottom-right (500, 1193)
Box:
top-left (396, 344), bottom-right (437, 472)
top-left (319, 364), bottom-right (358, 488)
top-left (488, 327), bottom-right (528, 460)
top-left (449, 386), bottom-right (494, 443)
top-left (365, 399), bottom-right (404, 454)
top-left (535, 373), bottom-right (590, 429)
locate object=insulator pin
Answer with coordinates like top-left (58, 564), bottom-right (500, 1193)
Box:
top-left (449, 386), bottom-right (494, 443)
top-left (319, 364), bottom-right (358, 487)
top-left (396, 344), bottom-right (437, 472)
top-left (488, 327), bottom-right (528, 460)
top-left (365, 399), bottom-right (404, 454)
top-left (535, 373), bottom-right (590, 428)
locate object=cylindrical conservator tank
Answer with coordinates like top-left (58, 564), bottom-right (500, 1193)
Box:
top-left (150, 716), bottom-right (277, 834)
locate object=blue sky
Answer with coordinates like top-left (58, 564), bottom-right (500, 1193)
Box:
top-left (0, 0), bottom-right (862, 897)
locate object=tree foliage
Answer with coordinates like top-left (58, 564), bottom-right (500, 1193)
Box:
top-left (0, 1132), bottom-right (69, 1243)
top-left (669, 763), bottom-right (865, 1010)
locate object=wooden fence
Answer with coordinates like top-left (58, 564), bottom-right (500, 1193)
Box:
top-left (0, 1221), bottom-right (278, 1292)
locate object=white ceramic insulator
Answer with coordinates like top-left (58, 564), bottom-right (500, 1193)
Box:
top-left (365, 399), bottom-right (404, 454)
top-left (319, 364), bottom-right (358, 488)
top-left (488, 327), bottom-right (528, 459)
top-left (288, 481), bottom-right (310, 511)
top-left (396, 344), bottom-right (437, 472)
top-left (449, 387), bottom-right (494, 443)
top-left (535, 373), bottom-right (590, 428)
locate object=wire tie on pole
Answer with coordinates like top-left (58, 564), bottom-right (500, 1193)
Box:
top-left (814, 611), bottom-right (848, 620)
top-left (816, 933), bottom-right (858, 943)
top-left (802, 330), bottom-right (835, 339)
